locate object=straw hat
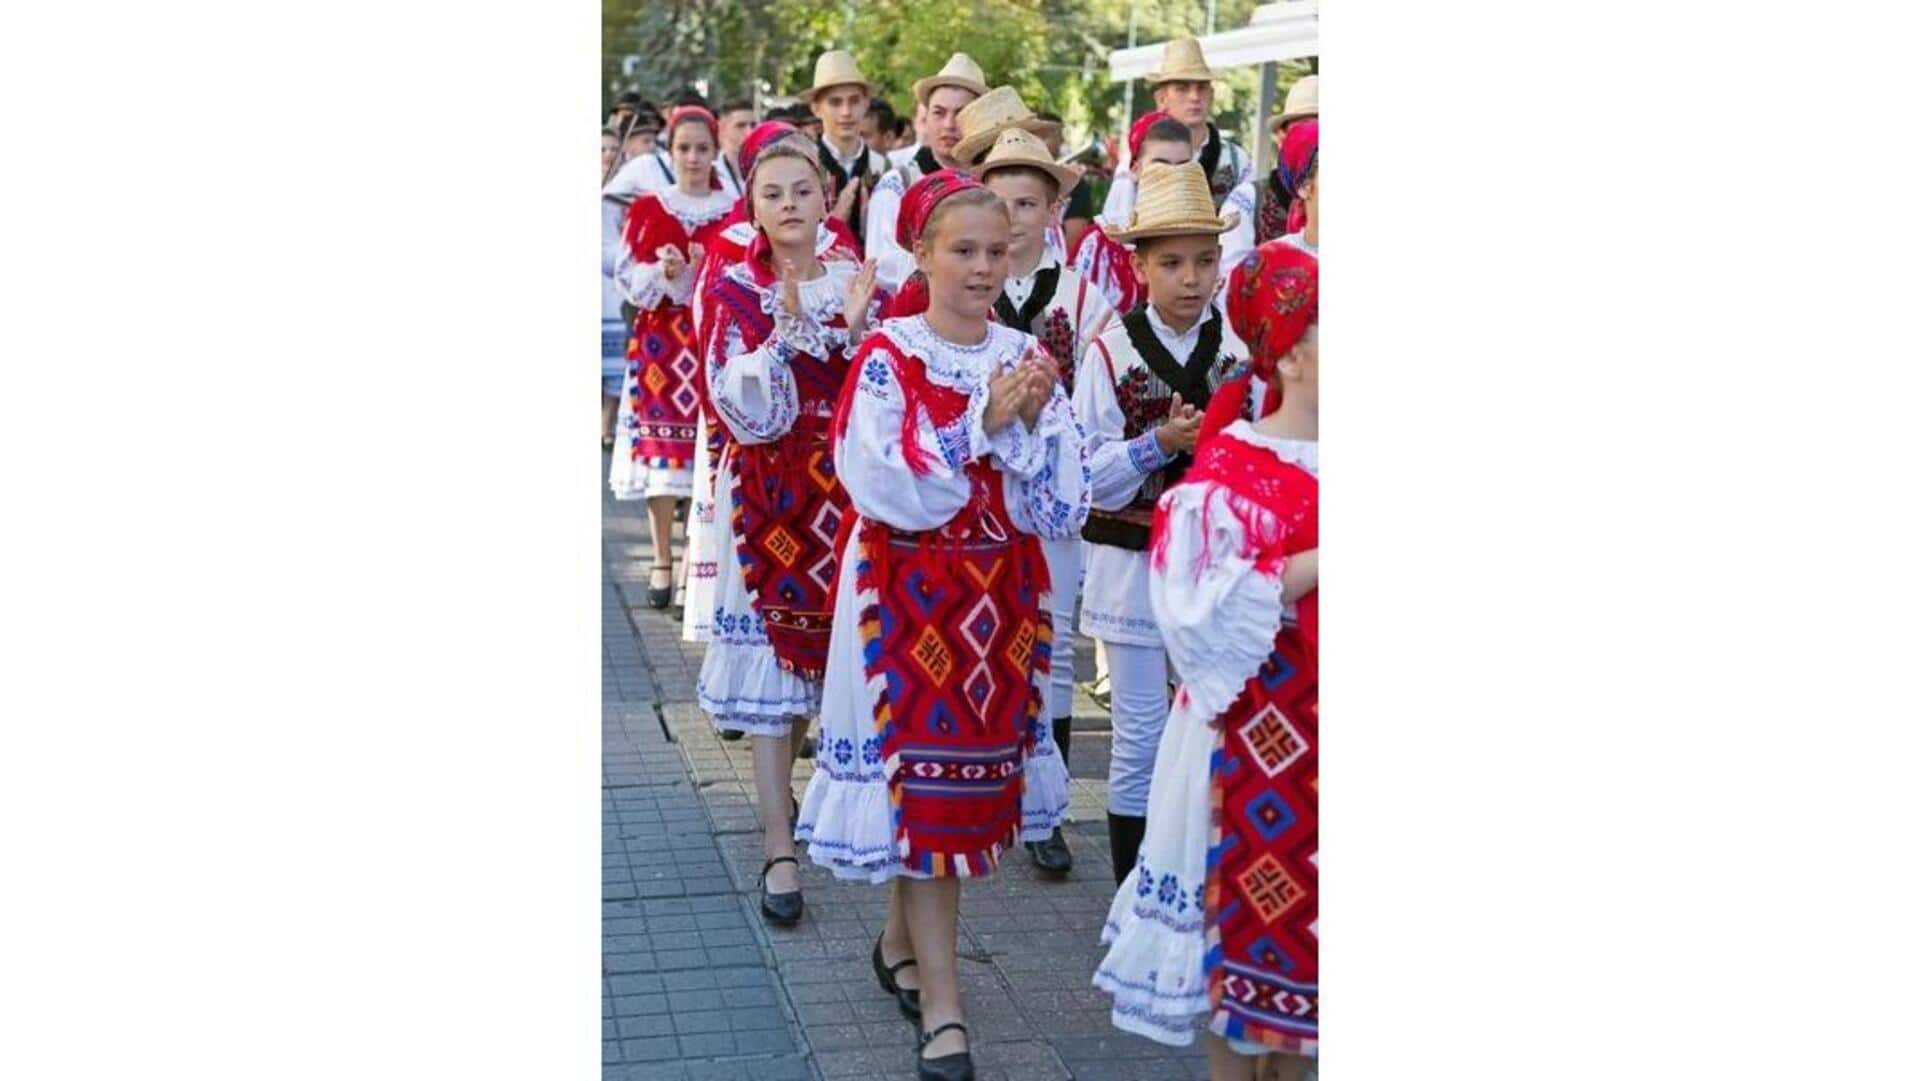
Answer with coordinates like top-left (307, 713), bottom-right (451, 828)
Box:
top-left (912, 52), bottom-right (989, 104)
top-left (952, 86), bottom-right (1062, 165)
top-left (976, 128), bottom-right (1080, 195)
top-left (1107, 161), bottom-right (1239, 244)
top-left (796, 49), bottom-right (874, 104)
top-left (1146, 37), bottom-right (1217, 85)
top-left (1271, 74), bottom-right (1318, 131)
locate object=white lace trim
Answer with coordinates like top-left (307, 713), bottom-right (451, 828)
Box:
top-left (876, 316), bottom-right (1031, 390)
top-left (654, 186), bottom-right (735, 228)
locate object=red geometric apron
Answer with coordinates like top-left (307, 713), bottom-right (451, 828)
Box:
top-left (1173, 435), bottom-right (1319, 1053)
top-left (626, 305), bottom-right (701, 470)
top-left (730, 405), bottom-right (848, 680)
top-left (840, 346), bottom-right (1054, 877)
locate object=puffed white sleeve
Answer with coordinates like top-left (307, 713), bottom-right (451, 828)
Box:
top-left (833, 342), bottom-right (979, 532)
top-left (1220, 179), bottom-right (1258, 271)
top-left (992, 379), bottom-right (1091, 541)
top-left (1072, 339), bottom-right (1172, 511)
top-left (863, 171), bottom-right (918, 292)
top-left (1149, 481), bottom-right (1289, 721)
top-left (705, 301), bottom-right (802, 446)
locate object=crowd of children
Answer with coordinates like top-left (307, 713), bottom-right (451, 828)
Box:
top-left (603, 42), bottom-right (1319, 1081)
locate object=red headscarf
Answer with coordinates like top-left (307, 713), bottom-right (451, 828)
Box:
top-left (879, 169), bottom-right (987, 320)
top-left (739, 120), bottom-right (798, 184)
top-left (1199, 239), bottom-right (1318, 445)
top-left (1279, 118), bottom-right (1318, 235)
top-left (1127, 109), bottom-right (1174, 160)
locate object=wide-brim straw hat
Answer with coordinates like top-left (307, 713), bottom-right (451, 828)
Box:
top-left (912, 52), bottom-right (989, 104)
top-left (1271, 74), bottom-right (1318, 131)
top-left (953, 86), bottom-right (1062, 164)
top-left (796, 49), bottom-right (875, 104)
top-left (1108, 161), bottom-right (1239, 244)
top-left (1146, 37), bottom-right (1217, 85)
top-left (976, 128), bottom-right (1080, 194)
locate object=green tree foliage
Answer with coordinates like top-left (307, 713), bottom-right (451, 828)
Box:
top-left (604, 0), bottom-right (1311, 154)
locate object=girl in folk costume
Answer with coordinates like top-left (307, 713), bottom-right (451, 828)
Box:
top-left (797, 171), bottom-right (1087, 1081)
top-left (1223, 105), bottom-right (1317, 268)
top-left (976, 127), bottom-right (1116, 876)
top-left (610, 106), bottom-right (734, 607)
top-left (1074, 161), bottom-right (1251, 887)
top-left (1094, 238), bottom-right (1318, 1080)
top-left (1070, 113), bottom-right (1196, 314)
top-left (697, 139), bottom-right (882, 925)
top-left (683, 123), bottom-right (862, 647)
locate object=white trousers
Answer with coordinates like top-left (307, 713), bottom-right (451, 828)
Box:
top-left (1104, 640), bottom-right (1171, 817)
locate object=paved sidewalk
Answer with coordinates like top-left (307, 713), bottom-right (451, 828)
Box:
top-left (603, 476), bottom-right (1209, 1081)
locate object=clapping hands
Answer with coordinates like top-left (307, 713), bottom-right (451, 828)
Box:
top-left (983, 346), bottom-right (1059, 434)
top-left (844, 258), bottom-right (879, 338)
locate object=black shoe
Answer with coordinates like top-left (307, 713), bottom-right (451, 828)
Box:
top-left (646, 567), bottom-right (673, 609)
top-left (872, 934), bottom-right (922, 1018)
top-left (719, 729), bottom-right (745, 741)
top-left (917, 1021), bottom-right (972, 1081)
top-left (1026, 828), bottom-right (1073, 877)
top-left (759, 856), bottom-right (803, 926)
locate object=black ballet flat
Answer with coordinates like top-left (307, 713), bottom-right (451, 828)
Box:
top-left (759, 856), bottom-right (803, 926)
top-left (1026, 827), bottom-right (1073, 877)
top-left (719, 728), bottom-right (745, 741)
top-left (871, 934), bottom-right (922, 1018)
top-left (916, 1021), bottom-right (972, 1081)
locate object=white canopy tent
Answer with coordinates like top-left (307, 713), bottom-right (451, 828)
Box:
top-left (1107, 1), bottom-right (1318, 174)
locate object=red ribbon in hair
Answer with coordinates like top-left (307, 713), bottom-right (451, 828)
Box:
top-left (1127, 110), bottom-right (1173, 160)
top-left (895, 169), bottom-right (984, 250)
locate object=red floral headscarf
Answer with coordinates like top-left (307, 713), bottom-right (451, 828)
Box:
top-left (1279, 118), bottom-right (1317, 235)
top-left (1200, 239), bottom-right (1318, 443)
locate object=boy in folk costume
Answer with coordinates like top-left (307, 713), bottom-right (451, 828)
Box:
top-left (1074, 161), bottom-right (1251, 886)
top-left (1095, 238), bottom-right (1318, 1080)
top-left (1070, 113), bottom-right (1195, 315)
top-left (1100, 37), bottom-right (1253, 227)
top-left (683, 123), bottom-right (862, 649)
top-left (976, 127), bottom-right (1117, 876)
top-left (865, 53), bottom-right (989, 291)
top-left (801, 50), bottom-right (892, 249)
top-left (949, 87), bottom-right (1070, 267)
top-left (697, 138), bottom-right (883, 927)
top-left (1222, 80), bottom-right (1317, 267)
top-left (610, 106), bottom-right (735, 608)
top-left (798, 171), bottom-right (1087, 1081)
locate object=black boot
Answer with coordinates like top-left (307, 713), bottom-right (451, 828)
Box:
top-left (1107, 813), bottom-right (1147, 886)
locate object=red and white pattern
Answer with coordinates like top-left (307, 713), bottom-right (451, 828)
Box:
top-left (1094, 423), bottom-right (1317, 1055)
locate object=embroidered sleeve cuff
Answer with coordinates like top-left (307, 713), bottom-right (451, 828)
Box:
top-left (1126, 429), bottom-right (1172, 474)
